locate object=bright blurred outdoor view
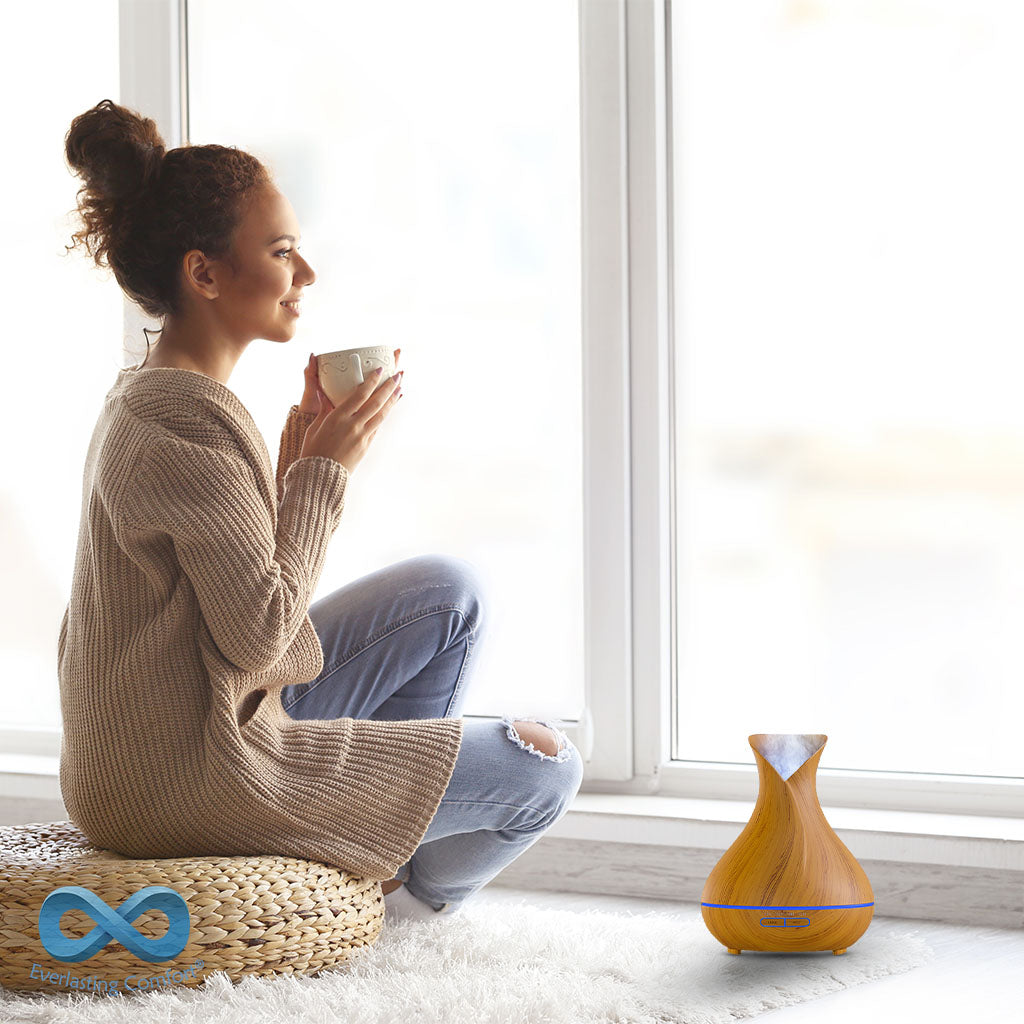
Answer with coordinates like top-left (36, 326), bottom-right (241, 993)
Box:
top-left (186, 0), bottom-right (583, 725)
top-left (671, 0), bottom-right (1024, 778)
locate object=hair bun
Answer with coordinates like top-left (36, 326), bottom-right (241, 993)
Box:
top-left (65, 98), bottom-right (167, 204)
top-left (64, 101), bottom-right (271, 325)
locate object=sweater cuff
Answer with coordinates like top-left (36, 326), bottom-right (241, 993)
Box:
top-left (278, 456), bottom-right (350, 552)
top-left (276, 405), bottom-right (320, 505)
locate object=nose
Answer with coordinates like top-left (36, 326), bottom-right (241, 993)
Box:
top-left (295, 251), bottom-right (316, 286)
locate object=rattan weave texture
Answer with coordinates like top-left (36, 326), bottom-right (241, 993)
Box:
top-left (0, 820), bottom-right (383, 993)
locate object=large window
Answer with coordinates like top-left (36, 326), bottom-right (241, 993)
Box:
top-left (13, 0), bottom-right (1019, 810)
top-left (670, 0), bottom-right (1023, 778)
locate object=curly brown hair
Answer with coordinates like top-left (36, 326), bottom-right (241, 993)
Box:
top-left (63, 98), bottom-right (273, 357)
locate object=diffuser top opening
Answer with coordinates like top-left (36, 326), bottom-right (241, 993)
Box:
top-left (749, 734), bottom-right (827, 780)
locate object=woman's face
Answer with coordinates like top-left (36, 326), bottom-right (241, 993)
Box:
top-left (200, 185), bottom-right (317, 343)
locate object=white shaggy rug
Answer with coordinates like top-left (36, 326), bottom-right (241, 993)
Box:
top-left (0, 897), bottom-right (934, 1024)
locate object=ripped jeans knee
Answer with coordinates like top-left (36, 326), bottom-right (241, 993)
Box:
top-left (499, 713), bottom-right (575, 764)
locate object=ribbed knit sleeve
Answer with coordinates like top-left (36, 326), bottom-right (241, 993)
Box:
top-left (276, 404), bottom-right (317, 506)
top-left (120, 438), bottom-right (349, 674)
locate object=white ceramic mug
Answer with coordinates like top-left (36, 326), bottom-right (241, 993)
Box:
top-left (315, 346), bottom-right (397, 405)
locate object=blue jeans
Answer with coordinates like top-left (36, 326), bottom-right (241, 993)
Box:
top-left (279, 553), bottom-right (584, 914)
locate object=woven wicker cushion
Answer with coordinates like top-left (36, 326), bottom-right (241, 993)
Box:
top-left (0, 820), bottom-right (383, 994)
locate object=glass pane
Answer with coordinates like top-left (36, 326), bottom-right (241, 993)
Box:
top-left (670, 0), bottom-right (1023, 777)
top-left (2, 1), bottom-right (122, 730)
top-left (188, 0), bottom-right (583, 720)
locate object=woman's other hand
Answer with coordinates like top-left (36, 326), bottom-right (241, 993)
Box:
top-left (298, 348), bottom-right (401, 415)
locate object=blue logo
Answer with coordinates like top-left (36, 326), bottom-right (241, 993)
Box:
top-left (38, 886), bottom-right (190, 963)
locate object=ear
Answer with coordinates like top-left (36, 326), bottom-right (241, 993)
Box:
top-left (181, 249), bottom-right (221, 300)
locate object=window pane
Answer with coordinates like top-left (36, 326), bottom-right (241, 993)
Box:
top-left (670, 0), bottom-right (1023, 777)
top-left (188, 0), bottom-right (583, 720)
top-left (2, 1), bottom-right (122, 730)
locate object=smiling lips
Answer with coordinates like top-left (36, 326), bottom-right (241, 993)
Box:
top-left (280, 300), bottom-right (301, 316)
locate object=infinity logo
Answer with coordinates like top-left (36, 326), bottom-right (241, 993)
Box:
top-left (38, 885), bottom-right (191, 963)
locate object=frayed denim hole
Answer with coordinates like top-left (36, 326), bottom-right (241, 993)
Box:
top-left (499, 714), bottom-right (575, 764)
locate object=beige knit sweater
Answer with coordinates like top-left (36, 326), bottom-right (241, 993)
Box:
top-left (57, 365), bottom-right (463, 880)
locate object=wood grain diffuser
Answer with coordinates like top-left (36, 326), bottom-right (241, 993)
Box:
top-left (701, 734), bottom-right (874, 955)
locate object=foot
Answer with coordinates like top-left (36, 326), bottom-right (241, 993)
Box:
top-left (383, 881), bottom-right (450, 923)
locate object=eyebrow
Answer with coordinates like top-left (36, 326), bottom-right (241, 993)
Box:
top-left (267, 234), bottom-right (300, 244)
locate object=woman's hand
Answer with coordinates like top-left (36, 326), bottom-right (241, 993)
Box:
top-left (299, 360), bottom-right (404, 474)
top-left (298, 349), bottom-right (401, 415)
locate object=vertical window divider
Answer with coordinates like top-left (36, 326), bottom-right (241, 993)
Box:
top-left (578, 0), bottom-right (671, 789)
top-left (625, 0), bottom-right (674, 792)
top-left (117, 0), bottom-right (186, 363)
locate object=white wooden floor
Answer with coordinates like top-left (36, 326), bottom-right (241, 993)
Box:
top-left (480, 884), bottom-right (1023, 1021)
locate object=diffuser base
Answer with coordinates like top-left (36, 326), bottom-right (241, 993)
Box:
top-left (725, 946), bottom-right (848, 955)
top-left (701, 905), bottom-right (873, 954)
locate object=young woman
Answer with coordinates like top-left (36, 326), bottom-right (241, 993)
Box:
top-left (59, 98), bottom-right (583, 921)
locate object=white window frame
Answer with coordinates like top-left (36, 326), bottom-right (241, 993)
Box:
top-left (118, 0), bottom-right (189, 354)
top-left (4, 0), bottom-right (1021, 823)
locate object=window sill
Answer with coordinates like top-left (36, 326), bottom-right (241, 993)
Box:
top-left (0, 755), bottom-right (61, 801)
top-left (558, 791), bottom-right (1024, 871)
top-left (4, 757), bottom-right (1022, 871)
